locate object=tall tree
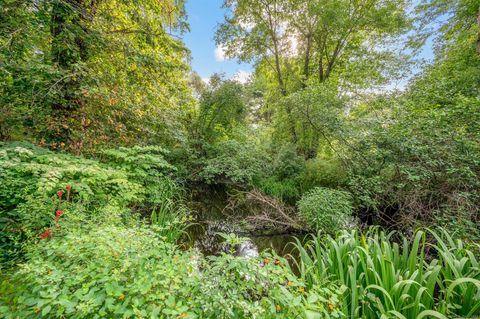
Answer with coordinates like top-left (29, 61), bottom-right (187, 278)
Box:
top-left (216, 0), bottom-right (299, 142)
top-left (216, 0), bottom-right (411, 155)
top-left (0, 0), bottom-right (191, 151)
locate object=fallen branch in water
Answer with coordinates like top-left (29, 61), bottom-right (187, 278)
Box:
top-left (223, 189), bottom-right (301, 230)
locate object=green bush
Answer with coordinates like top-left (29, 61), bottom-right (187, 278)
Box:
top-left (297, 187), bottom-right (353, 232)
top-left (0, 224), bottom-right (343, 319)
top-left (270, 144), bottom-right (304, 180)
top-left (0, 143), bottom-right (179, 264)
top-left (300, 157), bottom-right (346, 191)
top-left (199, 140), bottom-right (266, 185)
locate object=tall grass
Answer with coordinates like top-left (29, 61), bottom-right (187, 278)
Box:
top-left (150, 178), bottom-right (190, 243)
top-left (292, 228), bottom-right (480, 318)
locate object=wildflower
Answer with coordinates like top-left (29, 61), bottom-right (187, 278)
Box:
top-left (55, 210), bottom-right (64, 220)
top-left (57, 190), bottom-right (64, 198)
top-left (274, 259), bottom-right (281, 266)
top-left (298, 287), bottom-right (305, 294)
top-left (276, 304), bottom-right (281, 313)
top-left (287, 281), bottom-right (293, 287)
top-left (118, 294), bottom-right (125, 300)
top-left (66, 185), bottom-right (72, 192)
top-left (39, 228), bottom-right (52, 239)
top-left (263, 258), bottom-right (270, 265)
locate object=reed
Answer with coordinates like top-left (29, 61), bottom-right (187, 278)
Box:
top-left (292, 228), bottom-right (480, 318)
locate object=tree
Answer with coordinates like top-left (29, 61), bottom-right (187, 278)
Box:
top-left (196, 77), bottom-right (248, 143)
top-left (0, 0), bottom-right (192, 152)
top-left (216, 0), bottom-right (411, 150)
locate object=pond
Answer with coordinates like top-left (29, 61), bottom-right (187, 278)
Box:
top-left (183, 186), bottom-right (308, 263)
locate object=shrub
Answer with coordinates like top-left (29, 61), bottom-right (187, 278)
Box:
top-left (297, 187), bottom-right (353, 232)
top-left (0, 224), bottom-right (343, 319)
top-left (1, 225), bottom-right (200, 318)
top-left (199, 140), bottom-right (266, 185)
top-left (300, 157), bottom-right (346, 191)
top-left (270, 144), bottom-right (304, 180)
top-left (0, 143), bottom-right (179, 264)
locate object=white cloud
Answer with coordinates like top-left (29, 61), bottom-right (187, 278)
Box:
top-left (214, 45), bottom-right (228, 62)
top-left (232, 70), bottom-right (251, 84)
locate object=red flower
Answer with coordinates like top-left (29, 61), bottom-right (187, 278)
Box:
top-left (57, 190), bottom-right (64, 198)
top-left (55, 210), bottom-right (64, 220)
top-left (66, 185), bottom-right (72, 192)
top-left (39, 228), bottom-right (52, 239)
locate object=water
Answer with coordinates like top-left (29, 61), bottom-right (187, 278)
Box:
top-left (183, 186), bottom-right (307, 260)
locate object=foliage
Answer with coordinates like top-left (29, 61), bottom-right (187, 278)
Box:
top-left (256, 177), bottom-right (300, 204)
top-left (300, 157), bottom-right (347, 191)
top-left (197, 140), bottom-right (267, 185)
top-left (293, 228), bottom-right (480, 318)
top-left (0, 0), bottom-right (192, 151)
top-left (216, 0), bottom-right (411, 145)
top-left (0, 224), bottom-right (343, 319)
top-left (0, 143), bottom-right (179, 264)
top-left (196, 78), bottom-right (248, 143)
top-left (343, 0), bottom-right (480, 228)
top-left (297, 187), bottom-right (353, 232)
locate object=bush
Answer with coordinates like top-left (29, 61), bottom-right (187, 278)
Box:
top-left (0, 143), bottom-right (179, 264)
top-left (199, 140), bottom-right (266, 185)
top-left (297, 187), bottom-right (353, 232)
top-left (0, 224), bottom-right (342, 319)
top-left (300, 157), bottom-right (346, 191)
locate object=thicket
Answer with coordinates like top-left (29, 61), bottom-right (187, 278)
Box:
top-left (0, 143), bottom-right (343, 318)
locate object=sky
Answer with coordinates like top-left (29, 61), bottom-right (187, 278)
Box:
top-left (182, 1), bottom-right (252, 83)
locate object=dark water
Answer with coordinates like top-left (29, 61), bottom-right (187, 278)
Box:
top-left (183, 186), bottom-right (308, 261)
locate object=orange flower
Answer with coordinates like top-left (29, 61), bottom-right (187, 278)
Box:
top-left (298, 287), bottom-right (305, 294)
top-left (274, 259), bottom-right (281, 266)
top-left (276, 304), bottom-right (281, 313)
top-left (327, 303), bottom-right (334, 312)
top-left (39, 228), bottom-right (52, 239)
top-left (263, 258), bottom-right (270, 265)
top-left (118, 294), bottom-right (125, 300)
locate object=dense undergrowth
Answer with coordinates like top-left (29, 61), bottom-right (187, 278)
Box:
top-left (0, 143), bottom-right (343, 318)
top-left (1, 143), bottom-right (479, 318)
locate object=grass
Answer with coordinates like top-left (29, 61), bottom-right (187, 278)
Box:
top-left (150, 178), bottom-right (191, 243)
top-left (292, 228), bottom-right (480, 318)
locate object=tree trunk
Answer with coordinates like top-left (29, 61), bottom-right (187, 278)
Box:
top-left (302, 33), bottom-right (312, 87)
top-left (272, 35), bottom-right (297, 143)
top-left (477, 7), bottom-right (480, 54)
top-left (49, 0), bottom-right (95, 149)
